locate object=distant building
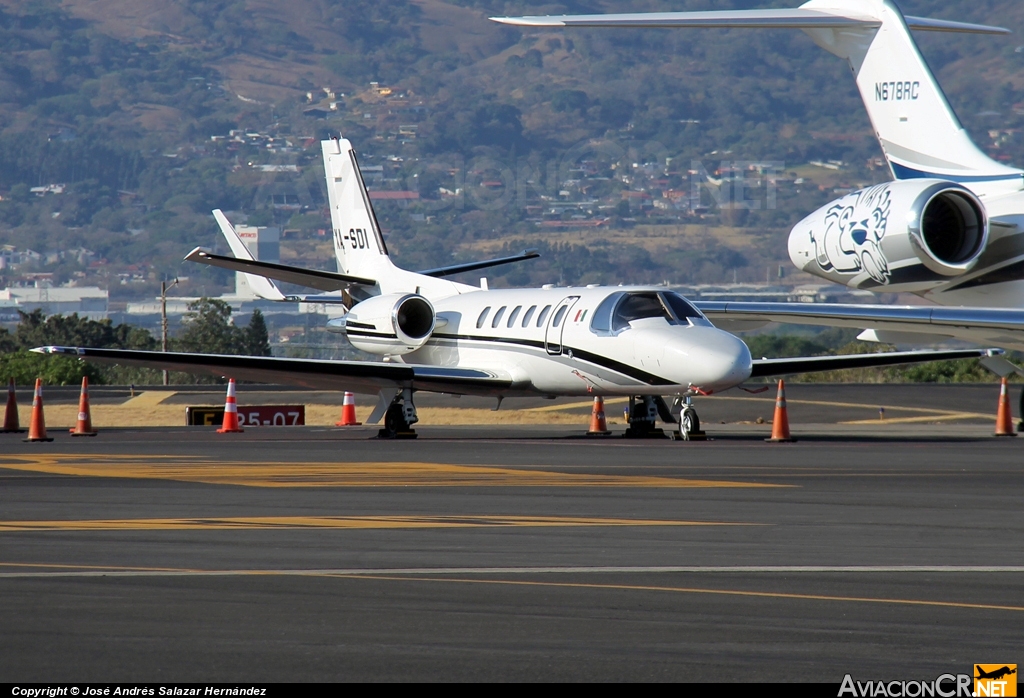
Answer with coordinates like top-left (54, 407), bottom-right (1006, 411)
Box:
top-left (0, 286), bottom-right (109, 320)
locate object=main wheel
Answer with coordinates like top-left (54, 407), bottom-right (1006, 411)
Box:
top-left (384, 403), bottom-right (408, 435)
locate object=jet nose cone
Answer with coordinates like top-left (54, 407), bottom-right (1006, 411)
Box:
top-left (664, 327), bottom-right (752, 391)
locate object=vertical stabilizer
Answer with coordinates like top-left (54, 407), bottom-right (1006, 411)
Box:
top-left (322, 138), bottom-right (399, 278)
top-left (799, 0), bottom-right (1022, 194)
top-left (320, 137), bottom-right (470, 299)
top-left (213, 209), bottom-right (286, 301)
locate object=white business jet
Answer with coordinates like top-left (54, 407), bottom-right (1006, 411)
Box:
top-left (35, 137), bottom-right (990, 438)
top-left (493, 1), bottom-right (1024, 353)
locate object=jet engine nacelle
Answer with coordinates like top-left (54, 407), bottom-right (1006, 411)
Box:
top-left (788, 179), bottom-right (988, 292)
top-left (338, 293), bottom-right (436, 355)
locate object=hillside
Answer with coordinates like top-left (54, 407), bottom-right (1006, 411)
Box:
top-left (0, 0), bottom-right (1022, 299)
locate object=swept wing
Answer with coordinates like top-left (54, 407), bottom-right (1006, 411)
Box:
top-left (696, 302), bottom-right (1024, 353)
top-left (33, 345), bottom-right (997, 394)
top-left (490, 10), bottom-right (1008, 34)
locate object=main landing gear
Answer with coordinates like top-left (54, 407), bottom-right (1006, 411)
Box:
top-left (623, 395), bottom-right (706, 441)
top-left (378, 388), bottom-right (419, 439)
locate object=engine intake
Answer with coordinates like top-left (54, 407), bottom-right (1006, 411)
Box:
top-left (917, 189), bottom-right (985, 267)
top-left (332, 293), bottom-right (436, 355)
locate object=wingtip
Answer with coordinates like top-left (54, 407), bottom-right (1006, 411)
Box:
top-left (31, 345), bottom-right (79, 355)
top-left (184, 246), bottom-right (210, 261)
top-left (490, 16), bottom-right (566, 27)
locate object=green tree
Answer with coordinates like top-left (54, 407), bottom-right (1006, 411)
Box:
top-left (243, 309), bottom-right (271, 357)
top-left (0, 351), bottom-right (102, 386)
top-left (175, 298), bottom-right (241, 355)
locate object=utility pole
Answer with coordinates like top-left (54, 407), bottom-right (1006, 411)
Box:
top-left (160, 278), bottom-right (179, 386)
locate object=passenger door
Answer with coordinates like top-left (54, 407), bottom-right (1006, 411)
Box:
top-left (544, 296), bottom-right (580, 355)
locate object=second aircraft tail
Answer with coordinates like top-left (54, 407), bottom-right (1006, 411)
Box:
top-left (493, 0), bottom-right (1024, 196)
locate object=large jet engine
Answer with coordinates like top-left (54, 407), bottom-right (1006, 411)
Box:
top-left (788, 179), bottom-right (988, 292)
top-left (329, 293), bottom-right (436, 355)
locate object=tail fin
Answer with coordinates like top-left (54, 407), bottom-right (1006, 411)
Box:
top-left (493, 0), bottom-right (1023, 195)
top-left (799, 0), bottom-right (1022, 194)
top-left (212, 209), bottom-right (286, 301)
top-left (322, 138), bottom-right (400, 279)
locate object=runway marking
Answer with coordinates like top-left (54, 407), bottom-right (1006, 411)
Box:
top-left (841, 413), bottom-right (987, 425)
top-left (4, 564), bottom-right (1023, 578)
top-left (120, 391), bottom-right (176, 408)
top-left (528, 395), bottom-right (993, 423)
top-left (331, 575), bottom-right (1024, 614)
top-left (1, 563), bottom-right (1017, 613)
top-left (0, 455), bottom-right (786, 489)
top-left (526, 398), bottom-right (629, 413)
top-left (0, 515), bottom-right (755, 532)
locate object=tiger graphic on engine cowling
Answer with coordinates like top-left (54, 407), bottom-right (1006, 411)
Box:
top-left (809, 184), bottom-right (892, 284)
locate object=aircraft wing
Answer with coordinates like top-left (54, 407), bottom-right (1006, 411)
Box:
top-left (750, 348), bottom-right (997, 379)
top-left (32, 346), bottom-right (514, 397)
top-left (490, 10), bottom-right (1008, 34)
top-left (695, 302), bottom-right (1024, 353)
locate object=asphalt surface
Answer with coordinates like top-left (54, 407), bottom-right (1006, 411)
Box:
top-left (1, 385), bottom-right (1022, 682)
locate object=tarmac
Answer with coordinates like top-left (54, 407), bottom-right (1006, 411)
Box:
top-left (1, 383), bottom-right (1022, 682)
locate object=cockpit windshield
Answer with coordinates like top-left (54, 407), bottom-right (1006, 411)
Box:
top-left (590, 291), bottom-right (708, 335)
top-left (613, 293), bottom-right (670, 331)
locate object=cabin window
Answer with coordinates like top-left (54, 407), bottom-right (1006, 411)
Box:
top-left (522, 305), bottom-right (537, 328)
top-left (536, 305), bottom-right (552, 327)
top-left (476, 307), bottom-right (491, 329)
top-left (491, 306), bottom-right (507, 328)
top-left (507, 305), bottom-right (522, 328)
top-left (552, 305), bottom-right (568, 328)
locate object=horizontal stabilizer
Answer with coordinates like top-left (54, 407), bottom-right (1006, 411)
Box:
top-left (282, 294), bottom-right (351, 305)
top-left (492, 10), bottom-right (1008, 34)
top-left (418, 249), bottom-right (540, 278)
top-left (751, 348), bottom-right (998, 378)
top-left (185, 248), bottom-right (376, 291)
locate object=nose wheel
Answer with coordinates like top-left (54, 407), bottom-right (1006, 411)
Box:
top-left (672, 396), bottom-right (707, 442)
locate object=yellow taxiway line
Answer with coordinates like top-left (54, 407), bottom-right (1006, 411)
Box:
top-left (329, 574), bottom-right (1024, 613)
top-left (0, 454), bottom-right (788, 489)
top-left (0, 515), bottom-right (757, 532)
top-left (530, 394), bottom-right (992, 423)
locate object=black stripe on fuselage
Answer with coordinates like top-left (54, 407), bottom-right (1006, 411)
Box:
top-left (431, 332), bottom-right (675, 386)
top-left (346, 329), bottom-right (399, 340)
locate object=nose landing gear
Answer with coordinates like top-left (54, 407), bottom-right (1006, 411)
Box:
top-left (623, 395), bottom-right (706, 441)
top-left (671, 396), bottom-right (707, 442)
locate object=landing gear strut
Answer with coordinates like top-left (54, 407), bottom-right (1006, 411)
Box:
top-left (378, 388), bottom-right (419, 439)
top-left (671, 396), bottom-right (706, 442)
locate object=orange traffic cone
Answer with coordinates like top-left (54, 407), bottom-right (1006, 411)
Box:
top-left (994, 377), bottom-right (1016, 437)
top-left (69, 376), bottom-right (97, 437)
top-left (2, 378), bottom-right (22, 433)
top-left (335, 391), bottom-right (361, 426)
top-left (217, 378), bottom-right (244, 433)
top-left (23, 379), bottom-right (53, 443)
top-left (587, 396), bottom-right (611, 436)
top-left (766, 379), bottom-right (796, 443)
